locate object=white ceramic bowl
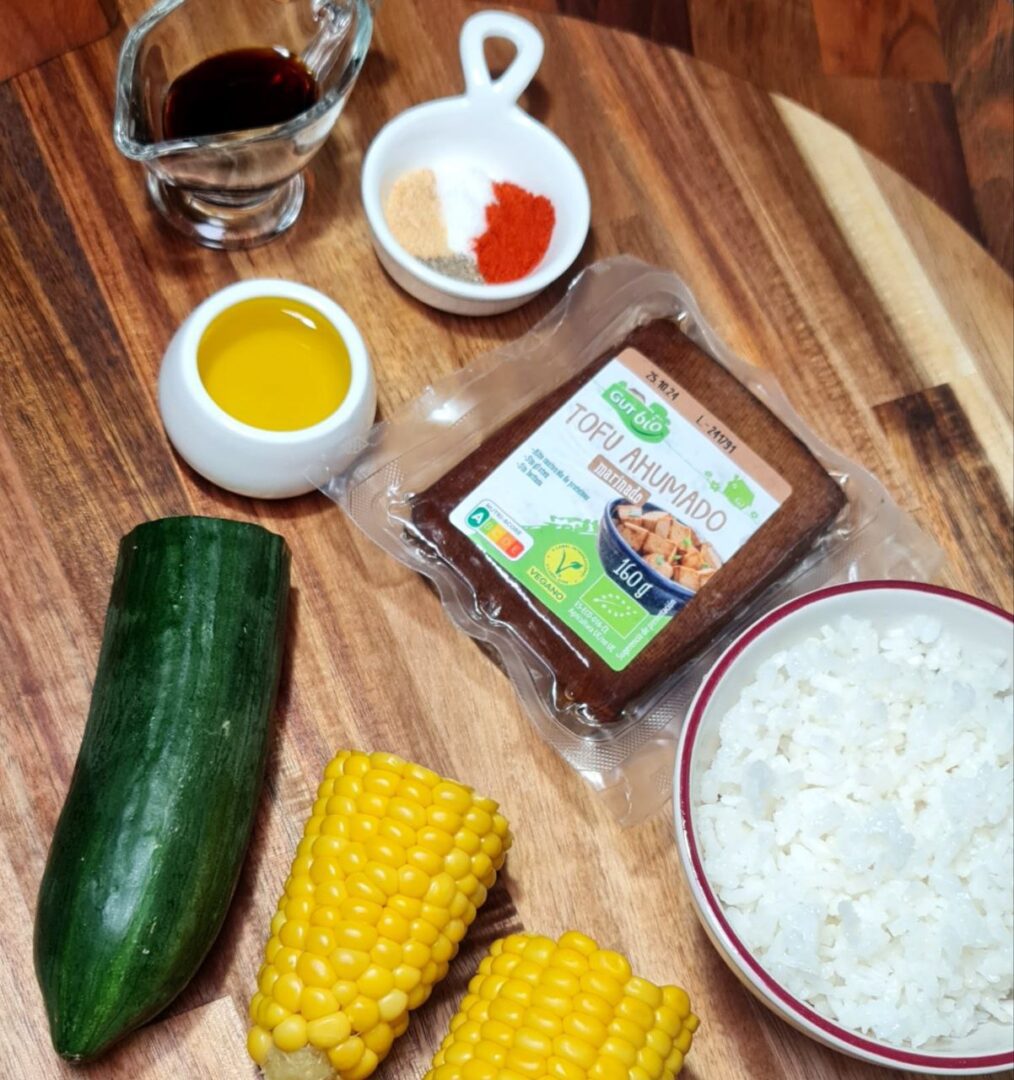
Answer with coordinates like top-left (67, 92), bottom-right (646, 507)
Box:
top-left (674, 581), bottom-right (1014, 1075)
top-left (159, 279), bottom-right (376, 498)
top-left (361, 10), bottom-right (590, 316)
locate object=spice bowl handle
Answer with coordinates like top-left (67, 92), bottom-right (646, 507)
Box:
top-left (459, 10), bottom-right (545, 110)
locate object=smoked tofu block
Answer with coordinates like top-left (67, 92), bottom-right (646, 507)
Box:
top-left (640, 510), bottom-right (671, 534)
top-left (619, 523), bottom-right (650, 552)
top-left (616, 505), bottom-right (643, 522)
top-left (646, 554), bottom-right (674, 579)
top-left (410, 319), bottom-right (845, 726)
top-left (669, 520), bottom-right (694, 548)
top-left (700, 542), bottom-right (721, 570)
top-left (681, 549), bottom-right (703, 570)
top-left (643, 531), bottom-right (678, 560)
top-left (675, 565), bottom-right (701, 590)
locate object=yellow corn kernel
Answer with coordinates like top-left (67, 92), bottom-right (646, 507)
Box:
top-left (573, 992), bottom-right (611, 1024)
top-left (347, 994), bottom-right (381, 1033)
top-left (308, 1013), bottom-right (352, 1050)
top-left (424, 933), bottom-right (696, 1080)
top-left (407, 845), bottom-right (445, 877)
top-left (348, 1049), bottom-right (380, 1080)
top-left (328, 1035), bottom-right (365, 1071)
top-left (298, 952), bottom-right (337, 989)
top-left (411, 918), bottom-right (441, 948)
top-left (273, 972), bottom-right (304, 1013)
top-left (363, 1021), bottom-right (396, 1057)
top-left (601, 1034), bottom-right (639, 1067)
top-left (393, 963), bottom-right (422, 992)
top-left (248, 1025), bottom-right (273, 1066)
top-left (513, 1027), bottom-right (553, 1056)
top-left (273, 1014), bottom-right (308, 1053)
top-left (549, 1056), bottom-right (587, 1080)
top-left (388, 893), bottom-right (423, 920)
top-left (280, 919), bottom-right (307, 949)
top-left (564, 1010), bottom-right (608, 1046)
top-left (608, 1014), bottom-right (646, 1048)
top-left (378, 989), bottom-right (409, 1022)
top-left (248, 750), bottom-right (511, 1079)
top-left (259, 999), bottom-right (289, 1030)
top-left (302, 987), bottom-right (341, 1021)
top-left (370, 938), bottom-right (402, 969)
top-left (357, 965), bottom-right (395, 999)
top-left (522, 1004), bottom-right (562, 1038)
top-left (376, 909), bottom-right (410, 943)
top-left (589, 1059), bottom-right (629, 1080)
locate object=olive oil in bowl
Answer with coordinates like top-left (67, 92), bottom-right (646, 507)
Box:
top-left (160, 280), bottom-right (375, 498)
top-left (197, 297), bottom-right (352, 431)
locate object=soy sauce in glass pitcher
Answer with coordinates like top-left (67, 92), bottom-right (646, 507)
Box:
top-left (113, 0), bottom-right (374, 250)
top-left (163, 48), bottom-right (319, 139)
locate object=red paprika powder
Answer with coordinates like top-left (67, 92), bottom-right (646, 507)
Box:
top-left (473, 181), bottom-right (555, 284)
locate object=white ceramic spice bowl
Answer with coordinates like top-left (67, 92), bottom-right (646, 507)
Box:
top-left (674, 581), bottom-right (1014, 1075)
top-left (159, 279), bottom-right (376, 498)
top-left (361, 10), bottom-right (590, 316)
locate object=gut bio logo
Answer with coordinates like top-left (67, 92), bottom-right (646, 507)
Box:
top-left (603, 381), bottom-right (670, 442)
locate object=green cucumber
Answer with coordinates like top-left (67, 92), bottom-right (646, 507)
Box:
top-left (35, 516), bottom-right (290, 1061)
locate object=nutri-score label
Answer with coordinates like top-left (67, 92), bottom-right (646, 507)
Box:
top-left (449, 348), bottom-right (792, 671)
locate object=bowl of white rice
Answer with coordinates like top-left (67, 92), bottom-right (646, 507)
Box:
top-left (674, 581), bottom-right (1014, 1074)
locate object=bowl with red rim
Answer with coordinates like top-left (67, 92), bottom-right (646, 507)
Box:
top-left (674, 581), bottom-right (1014, 1075)
top-left (360, 10), bottom-right (590, 316)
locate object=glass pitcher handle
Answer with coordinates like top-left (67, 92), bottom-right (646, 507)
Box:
top-left (304, 0), bottom-right (370, 81)
top-left (311, 0), bottom-right (379, 15)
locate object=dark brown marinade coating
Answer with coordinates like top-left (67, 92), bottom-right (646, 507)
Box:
top-left (410, 319), bottom-right (846, 726)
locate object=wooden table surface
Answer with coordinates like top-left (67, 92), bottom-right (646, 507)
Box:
top-left (505, 0), bottom-right (1014, 277)
top-left (1, 2), bottom-right (1011, 1079)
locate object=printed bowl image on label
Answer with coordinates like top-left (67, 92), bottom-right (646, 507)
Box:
top-left (599, 498), bottom-right (723, 616)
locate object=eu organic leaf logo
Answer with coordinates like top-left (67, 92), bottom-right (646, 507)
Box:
top-left (603, 381), bottom-right (670, 442)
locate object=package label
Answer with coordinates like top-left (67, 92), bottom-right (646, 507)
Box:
top-left (450, 348), bottom-right (791, 670)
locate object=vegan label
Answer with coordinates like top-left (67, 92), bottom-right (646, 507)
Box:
top-left (450, 349), bottom-right (791, 670)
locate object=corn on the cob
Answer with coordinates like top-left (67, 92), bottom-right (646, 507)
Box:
top-left (425, 932), bottom-right (698, 1080)
top-left (247, 750), bottom-right (511, 1080)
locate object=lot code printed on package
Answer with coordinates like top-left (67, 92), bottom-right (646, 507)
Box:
top-left (450, 349), bottom-right (790, 670)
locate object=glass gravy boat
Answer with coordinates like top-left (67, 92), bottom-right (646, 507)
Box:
top-left (114, 0), bottom-right (373, 249)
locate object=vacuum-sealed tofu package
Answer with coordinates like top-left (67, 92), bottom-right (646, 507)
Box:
top-left (323, 258), bottom-right (941, 822)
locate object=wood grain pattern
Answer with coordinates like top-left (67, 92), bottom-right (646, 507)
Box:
top-left (688, 0), bottom-right (825, 98)
top-left (0, 2), bottom-right (1011, 1079)
top-left (687, 0), bottom-right (984, 244)
top-left (875, 384), bottom-right (1014, 612)
top-left (502, 0), bottom-right (1013, 271)
top-left (775, 97), bottom-right (1014, 496)
top-left (512, 0), bottom-right (692, 49)
top-left (811, 0), bottom-right (949, 80)
top-left (936, 0), bottom-right (1014, 272)
top-left (0, 0), bottom-right (113, 83)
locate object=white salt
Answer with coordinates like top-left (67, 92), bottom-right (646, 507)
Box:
top-left (432, 162), bottom-right (494, 255)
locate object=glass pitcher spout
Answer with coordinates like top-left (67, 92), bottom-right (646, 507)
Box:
top-left (113, 0), bottom-right (373, 248)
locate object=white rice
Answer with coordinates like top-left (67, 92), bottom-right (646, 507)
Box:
top-left (698, 614), bottom-right (1014, 1048)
